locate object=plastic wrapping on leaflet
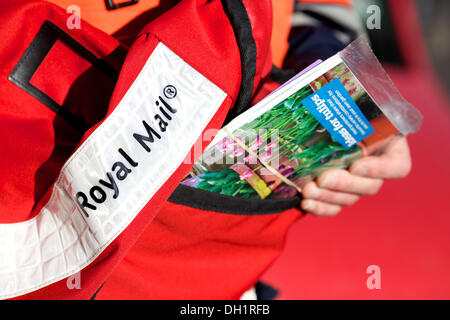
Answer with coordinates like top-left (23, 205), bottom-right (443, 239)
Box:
top-left (339, 37), bottom-right (423, 135)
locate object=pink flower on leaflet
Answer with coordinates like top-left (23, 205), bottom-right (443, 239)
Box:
top-left (260, 151), bottom-right (273, 161)
top-left (249, 137), bottom-right (263, 150)
top-left (217, 138), bottom-right (236, 153)
top-left (240, 169), bottom-right (253, 180)
top-left (231, 147), bottom-right (244, 157)
top-left (244, 154), bottom-right (256, 164)
top-left (217, 145), bottom-right (230, 153)
top-left (224, 138), bottom-right (237, 147)
top-left (265, 141), bottom-right (278, 152)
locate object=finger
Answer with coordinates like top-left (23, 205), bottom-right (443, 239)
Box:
top-left (350, 137), bottom-right (412, 179)
top-left (301, 199), bottom-right (342, 217)
top-left (317, 169), bottom-right (384, 195)
top-left (302, 181), bottom-right (360, 206)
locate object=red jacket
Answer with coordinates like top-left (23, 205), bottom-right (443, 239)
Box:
top-left (0, 0), bottom-right (355, 299)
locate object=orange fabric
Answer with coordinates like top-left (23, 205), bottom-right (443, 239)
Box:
top-left (297, 0), bottom-right (352, 6)
top-left (48, 0), bottom-right (350, 68)
top-left (46, 0), bottom-right (161, 35)
top-left (270, 0), bottom-right (294, 68)
top-left (49, 0), bottom-right (293, 68)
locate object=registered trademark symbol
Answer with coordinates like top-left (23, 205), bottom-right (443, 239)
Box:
top-left (163, 85), bottom-right (177, 99)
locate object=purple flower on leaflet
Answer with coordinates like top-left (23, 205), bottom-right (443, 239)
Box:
top-left (281, 167), bottom-right (294, 176)
top-left (250, 137), bottom-right (263, 150)
top-left (240, 169), bottom-right (253, 180)
top-left (265, 141), bottom-right (278, 152)
top-left (331, 152), bottom-right (338, 157)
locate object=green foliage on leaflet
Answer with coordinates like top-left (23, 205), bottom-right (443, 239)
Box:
top-left (197, 169), bottom-right (258, 198)
top-left (194, 85), bottom-right (362, 199)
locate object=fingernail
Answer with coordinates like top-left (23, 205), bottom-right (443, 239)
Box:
top-left (306, 183), bottom-right (320, 199)
top-left (310, 185), bottom-right (320, 199)
top-left (301, 200), bottom-right (316, 212)
top-left (353, 165), bottom-right (368, 177)
top-left (321, 175), bottom-right (337, 189)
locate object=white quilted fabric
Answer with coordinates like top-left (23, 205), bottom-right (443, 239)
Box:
top-left (0, 42), bottom-right (227, 299)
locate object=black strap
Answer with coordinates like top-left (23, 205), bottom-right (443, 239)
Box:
top-left (221, 0), bottom-right (258, 124)
top-left (105, 0), bottom-right (139, 11)
top-left (90, 282), bottom-right (105, 300)
top-left (269, 65), bottom-right (298, 85)
top-left (168, 184), bottom-right (301, 215)
top-left (8, 21), bottom-right (119, 132)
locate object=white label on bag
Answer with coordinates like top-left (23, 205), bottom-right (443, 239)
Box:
top-left (0, 42), bottom-right (227, 299)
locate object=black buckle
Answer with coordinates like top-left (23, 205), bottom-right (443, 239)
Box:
top-left (106, 0), bottom-right (139, 10)
top-left (8, 21), bottom-right (118, 131)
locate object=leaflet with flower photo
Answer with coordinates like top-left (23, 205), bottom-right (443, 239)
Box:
top-left (181, 38), bottom-right (422, 199)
